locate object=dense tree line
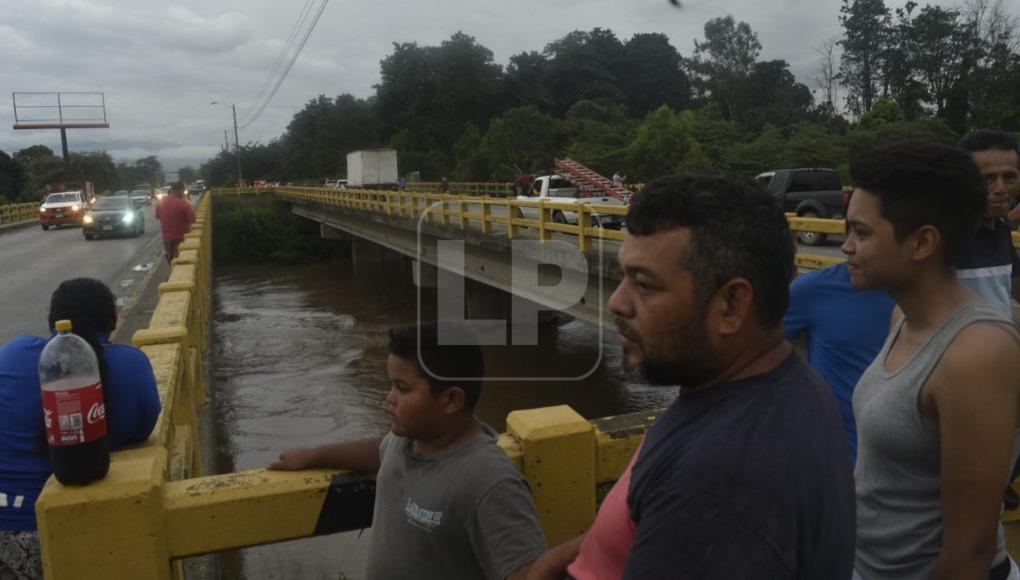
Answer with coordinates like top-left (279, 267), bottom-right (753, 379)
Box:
top-left (200, 3), bottom-right (1018, 186)
top-left (0, 145), bottom-right (192, 204)
top-left (3, 1), bottom-right (1017, 198)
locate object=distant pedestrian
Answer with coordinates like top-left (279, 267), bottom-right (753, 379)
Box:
top-left (155, 181), bottom-right (195, 264)
top-left (845, 141), bottom-right (1020, 579)
top-left (439, 178), bottom-right (450, 194)
top-left (398, 176), bottom-right (408, 191)
top-left (612, 171), bottom-right (626, 187)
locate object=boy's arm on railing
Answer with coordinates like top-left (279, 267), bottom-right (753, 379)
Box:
top-left (268, 436), bottom-right (384, 473)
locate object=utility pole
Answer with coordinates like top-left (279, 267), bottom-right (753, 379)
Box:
top-left (231, 104), bottom-right (243, 187)
top-left (223, 130), bottom-right (229, 152)
top-left (212, 101), bottom-right (243, 187)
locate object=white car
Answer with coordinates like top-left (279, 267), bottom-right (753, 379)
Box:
top-left (129, 189), bottom-right (151, 206)
top-left (39, 192), bottom-right (86, 230)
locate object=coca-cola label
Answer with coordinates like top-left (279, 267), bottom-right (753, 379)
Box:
top-left (42, 381), bottom-right (107, 446)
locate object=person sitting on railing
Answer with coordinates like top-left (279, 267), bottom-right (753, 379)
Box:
top-left (269, 322), bottom-right (546, 580)
top-left (530, 174), bottom-right (856, 579)
top-left (0, 278), bottom-right (162, 580)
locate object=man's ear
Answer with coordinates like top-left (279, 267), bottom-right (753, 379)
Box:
top-left (908, 225), bottom-right (942, 263)
top-left (440, 386), bottom-right (468, 416)
top-left (711, 277), bottom-right (755, 337)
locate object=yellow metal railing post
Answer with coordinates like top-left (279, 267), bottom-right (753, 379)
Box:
top-left (480, 200), bottom-right (492, 235)
top-left (506, 406), bottom-right (596, 546)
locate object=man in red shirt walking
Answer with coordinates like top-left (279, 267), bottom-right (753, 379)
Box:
top-left (155, 182), bottom-right (195, 264)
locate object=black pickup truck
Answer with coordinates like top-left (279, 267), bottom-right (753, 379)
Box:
top-left (755, 168), bottom-right (846, 246)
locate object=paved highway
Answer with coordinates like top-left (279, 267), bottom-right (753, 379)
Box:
top-left (0, 203), bottom-right (166, 344)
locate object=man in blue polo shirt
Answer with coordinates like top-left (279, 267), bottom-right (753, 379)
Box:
top-left (958, 130), bottom-right (1020, 316)
top-left (784, 261), bottom-right (894, 460)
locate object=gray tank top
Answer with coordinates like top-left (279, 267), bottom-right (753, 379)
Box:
top-left (854, 302), bottom-right (1018, 579)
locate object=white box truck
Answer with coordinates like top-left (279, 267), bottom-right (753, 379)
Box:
top-left (346, 149), bottom-right (398, 188)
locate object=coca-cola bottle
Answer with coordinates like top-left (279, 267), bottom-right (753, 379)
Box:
top-left (38, 319), bottom-right (110, 485)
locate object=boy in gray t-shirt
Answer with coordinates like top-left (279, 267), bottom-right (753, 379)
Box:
top-left (269, 323), bottom-right (546, 579)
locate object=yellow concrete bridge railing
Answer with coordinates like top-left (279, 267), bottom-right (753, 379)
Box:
top-left (215, 186), bottom-right (852, 270)
top-left (0, 202), bottom-right (39, 225)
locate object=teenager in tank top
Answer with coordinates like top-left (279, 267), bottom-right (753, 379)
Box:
top-left (844, 141), bottom-right (1020, 580)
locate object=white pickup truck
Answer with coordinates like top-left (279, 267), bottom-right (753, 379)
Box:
top-left (516, 175), bottom-right (626, 229)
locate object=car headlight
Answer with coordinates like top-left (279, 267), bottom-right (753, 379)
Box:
top-left (122, 212), bottom-right (135, 224)
top-left (83, 215), bottom-right (94, 224)
top-left (71, 204), bottom-right (80, 212)
top-left (39, 207), bottom-right (46, 213)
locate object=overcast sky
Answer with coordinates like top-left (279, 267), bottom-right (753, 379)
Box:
top-left (0, 0), bottom-right (984, 171)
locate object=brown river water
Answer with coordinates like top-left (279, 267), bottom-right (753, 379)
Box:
top-left (210, 254), bottom-right (677, 580)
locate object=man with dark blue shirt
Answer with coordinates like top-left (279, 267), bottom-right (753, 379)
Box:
top-left (530, 175), bottom-right (856, 579)
top-left (958, 131), bottom-right (1020, 316)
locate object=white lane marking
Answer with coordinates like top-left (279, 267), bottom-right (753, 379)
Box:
top-left (119, 279), bottom-right (135, 288)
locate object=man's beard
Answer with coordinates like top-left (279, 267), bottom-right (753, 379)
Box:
top-left (624, 313), bottom-right (723, 388)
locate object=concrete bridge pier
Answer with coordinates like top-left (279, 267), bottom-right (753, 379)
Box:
top-left (412, 259), bottom-right (568, 341)
top-left (322, 223), bottom-right (401, 267)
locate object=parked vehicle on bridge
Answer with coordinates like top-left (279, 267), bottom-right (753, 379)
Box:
top-left (82, 196), bottom-right (144, 240)
top-left (347, 149), bottom-right (398, 188)
top-left (39, 192), bottom-right (86, 230)
top-left (755, 168), bottom-right (845, 246)
top-left (517, 175), bottom-right (627, 229)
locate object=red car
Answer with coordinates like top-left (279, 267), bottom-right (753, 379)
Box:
top-left (39, 192), bottom-right (86, 230)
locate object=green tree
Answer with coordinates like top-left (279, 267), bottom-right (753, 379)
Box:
top-left (618, 33), bottom-right (691, 117)
top-left (679, 104), bottom-right (745, 168)
top-left (690, 16), bottom-right (762, 121)
top-left (477, 106), bottom-right (563, 180)
top-left (839, 0), bottom-right (890, 115)
top-left (736, 60), bottom-right (813, 130)
top-left (179, 166), bottom-right (198, 184)
top-left (909, 6), bottom-right (975, 118)
top-left (724, 124), bottom-right (787, 175)
top-left (376, 33), bottom-right (503, 178)
top-left (783, 122), bottom-right (847, 168)
top-left (859, 99), bottom-right (905, 128)
top-left (68, 151), bottom-right (117, 192)
top-left (542, 29), bottom-right (627, 115)
top-left (625, 106), bottom-right (693, 181)
top-left (563, 99), bottom-right (636, 177)
top-left (0, 150), bottom-right (26, 203)
top-left (452, 123), bottom-right (491, 180)
top-left (503, 51), bottom-right (553, 111)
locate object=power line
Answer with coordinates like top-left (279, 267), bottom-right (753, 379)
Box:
top-left (240, 0), bottom-right (329, 130)
top-left (245, 0), bottom-right (316, 116)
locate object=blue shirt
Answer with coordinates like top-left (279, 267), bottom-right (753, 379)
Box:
top-left (784, 262), bottom-right (895, 460)
top-left (0, 335), bottom-right (161, 531)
